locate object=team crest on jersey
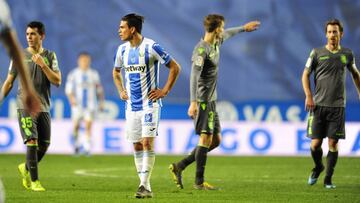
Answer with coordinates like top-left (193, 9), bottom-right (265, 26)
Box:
top-left (144, 113), bottom-right (153, 122)
top-left (340, 55), bottom-right (347, 64)
top-left (139, 51), bottom-right (145, 57)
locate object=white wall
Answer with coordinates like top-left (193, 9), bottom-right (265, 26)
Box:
top-left (1, 119), bottom-right (360, 156)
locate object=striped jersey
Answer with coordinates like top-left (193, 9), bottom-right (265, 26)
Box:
top-left (114, 37), bottom-right (172, 111)
top-left (65, 68), bottom-right (101, 111)
top-left (0, 0), bottom-right (12, 34)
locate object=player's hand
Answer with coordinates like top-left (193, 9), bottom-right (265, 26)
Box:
top-left (187, 102), bottom-right (198, 119)
top-left (119, 90), bottom-right (129, 100)
top-left (69, 98), bottom-right (77, 106)
top-left (99, 101), bottom-right (105, 111)
top-left (24, 91), bottom-right (41, 117)
top-left (31, 54), bottom-right (47, 68)
top-left (148, 88), bottom-right (167, 101)
top-left (243, 21), bottom-right (260, 32)
top-left (305, 96), bottom-right (315, 112)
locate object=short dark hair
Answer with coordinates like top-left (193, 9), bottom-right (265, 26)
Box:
top-left (325, 19), bottom-right (343, 33)
top-left (204, 14), bottom-right (225, 32)
top-left (78, 51), bottom-right (91, 57)
top-left (27, 21), bottom-right (45, 35)
top-left (121, 13), bottom-right (144, 34)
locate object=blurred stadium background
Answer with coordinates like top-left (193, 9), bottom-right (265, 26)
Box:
top-left (0, 0), bottom-right (360, 156)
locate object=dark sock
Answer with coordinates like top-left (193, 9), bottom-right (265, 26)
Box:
top-left (325, 151), bottom-right (338, 181)
top-left (177, 148), bottom-right (196, 170)
top-left (177, 143), bottom-right (218, 170)
top-left (195, 146), bottom-right (209, 185)
top-left (311, 148), bottom-right (323, 169)
top-left (37, 144), bottom-right (49, 163)
top-left (26, 146), bottom-right (38, 181)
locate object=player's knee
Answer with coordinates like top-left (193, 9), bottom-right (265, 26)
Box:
top-left (142, 141), bottom-right (154, 151)
top-left (328, 140), bottom-right (338, 152)
top-left (133, 142), bottom-right (143, 151)
top-left (26, 139), bottom-right (38, 145)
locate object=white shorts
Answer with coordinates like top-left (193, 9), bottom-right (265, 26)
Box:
top-left (125, 107), bottom-right (160, 143)
top-left (71, 106), bottom-right (95, 122)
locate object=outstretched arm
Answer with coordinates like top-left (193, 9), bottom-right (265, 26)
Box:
top-left (223, 21), bottom-right (260, 41)
top-left (148, 59), bottom-right (181, 100)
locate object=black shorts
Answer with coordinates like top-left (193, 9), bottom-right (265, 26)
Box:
top-left (194, 101), bottom-right (221, 135)
top-left (17, 109), bottom-right (51, 144)
top-left (306, 106), bottom-right (345, 140)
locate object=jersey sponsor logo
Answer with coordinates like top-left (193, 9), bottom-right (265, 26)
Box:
top-left (124, 65), bottom-right (146, 73)
top-left (319, 55), bottom-right (329, 61)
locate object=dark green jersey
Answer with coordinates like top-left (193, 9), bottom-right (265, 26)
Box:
top-left (190, 26), bottom-right (245, 102)
top-left (305, 46), bottom-right (358, 107)
top-left (190, 39), bottom-right (221, 102)
top-left (10, 49), bottom-right (60, 112)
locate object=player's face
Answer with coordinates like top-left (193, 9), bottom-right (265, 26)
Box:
top-left (326, 24), bottom-right (343, 46)
top-left (78, 55), bottom-right (91, 70)
top-left (26, 27), bottom-right (44, 48)
top-left (215, 21), bottom-right (225, 39)
top-left (118, 21), bottom-right (133, 41)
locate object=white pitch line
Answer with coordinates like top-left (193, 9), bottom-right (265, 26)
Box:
top-left (74, 167), bottom-right (134, 178)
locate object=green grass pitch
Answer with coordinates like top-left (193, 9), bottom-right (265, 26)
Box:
top-left (0, 154), bottom-right (359, 203)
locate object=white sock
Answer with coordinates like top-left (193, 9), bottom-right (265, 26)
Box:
top-left (73, 132), bottom-right (80, 149)
top-left (83, 135), bottom-right (91, 153)
top-left (141, 150), bottom-right (155, 191)
top-left (134, 151), bottom-right (143, 182)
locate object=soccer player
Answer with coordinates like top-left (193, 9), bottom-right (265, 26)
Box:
top-left (0, 0), bottom-right (40, 116)
top-left (113, 13), bottom-right (181, 198)
top-left (169, 14), bottom-right (260, 190)
top-left (65, 52), bottom-right (104, 155)
top-left (1, 21), bottom-right (61, 191)
top-left (302, 19), bottom-right (360, 189)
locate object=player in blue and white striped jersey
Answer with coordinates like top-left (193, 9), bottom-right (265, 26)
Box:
top-left (113, 13), bottom-right (180, 198)
top-left (65, 52), bottom-right (104, 155)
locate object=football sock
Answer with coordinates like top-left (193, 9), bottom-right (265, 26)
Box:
top-left (73, 131), bottom-right (80, 150)
top-left (195, 146), bottom-right (209, 185)
top-left (134, 151), bottom-right (143, 180)
top-left (141, 150), bottom-right (155, 191)
top-left (177, 148), bottom-right (196, 170)
top-left (310, 147), bottom-right (323, 169)
top-left (177, 143), bottom-right (217, 170)
top-left (83, 135), bottom-right (91, 153)
top-left (26, 145), bottom-right (38, 181)
top-left (37, 143), bottom-right (49, 163)
top-left (325, 151), bottom-right (338, 178)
